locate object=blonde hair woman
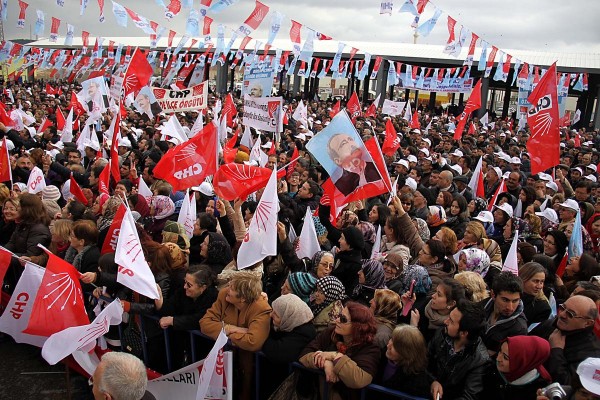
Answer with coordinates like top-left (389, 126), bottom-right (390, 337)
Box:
top-left (454, 271), bottom-right (489, 302)
top-left (369, 289), bottom-right (402, 348)
top-left (49, 219), bottom-right (73, 258)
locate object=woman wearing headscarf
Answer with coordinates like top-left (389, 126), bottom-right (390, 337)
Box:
top-left (97, 196), bottom-right (122, 250)
top-left (310, 275), bottom-right (346, 333)
top-left (276, 221), bottom-right (334, 278)
top-left (468, 197), bottom-right (488, 218)
top-left (351, 259), bottom-right (386, 306)
top-left (280, 272), bottom-right (318, 304)
top-left (586, 212), bottom-right (600, 261)
top-left (457, 221), bottom-right (503, 287)
top-left (458, 248), bottom-right (491, 278)
top-left (262, 294), bottom-right (317, 397)
top-left (369, 289), bottom-right (402, 349)
top-left (483, 336), bottom-right (552, 399)
top-left (145, 195), bottom-right (175, 242)
top-left (396, 263), bottom-right (432, 327)
top-left (128, 193), bottom-right (151, 220)
top-left (357, 221), bottom-right (376, 259)
top-left (199, 231), bottom-right (233, 275)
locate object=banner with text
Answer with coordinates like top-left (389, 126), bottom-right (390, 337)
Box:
top-left (242, 95), bottom-right (283, 132)
top-left (243, 62), bottom-right (276, 98)
top-left (152, 82), bottom-right (208, 113)
top-left (400, 77), bottom-right (474, 93)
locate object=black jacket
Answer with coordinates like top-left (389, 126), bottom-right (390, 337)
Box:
top-left (479, 297), bottom-right (528, 354)
top-left (331, 249), bottom-right (362, 297)
top-left (482, 367), bottom-right (550, 400)
top-left (262, 322), bottom-right (317, 365)
top-left (376, 358), bottom-right (432, 399)
top-left (428, 328), bottom-right (491, 400)
top-left (159, 285), bottom-right (218, 331)
top-left (522, 293), bottom-right (551, 325)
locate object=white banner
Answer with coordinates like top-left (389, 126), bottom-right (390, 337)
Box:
top-left (152, 82), bottom-right (208, 113)
top-left (241, 95), bottom-right (283, 133)
top-left (381, 99), bottom-right (407, 116)
top-left (399, 77), bottom-right (474, 93)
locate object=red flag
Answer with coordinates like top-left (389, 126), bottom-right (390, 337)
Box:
top-left (410, 110), bottom-right (420, 129)
top-left (69, 175), bottom-right (88, 206)
top-left (23, 250), bottom-right (90, 337)
top-left (364, 100), bottom-right (377, 118)
top-left (70, 92), bottom-right (86, 116)
top-left (468, 122), bottom-right (476, 135)
top-left (476, 168), bottom-right (485, 198)
top-left (267, 141), bottom-right (276, 156)
top-left (527, 62), bottom-right (560, 174)
top-left (98, 161), bottom-right (111, 196)
top-left (37, 117), bottom-right (53, 134)
top-left (346, 92), bottom-right (362, 122)
top-left (330, 100), bottom-right (341, 119)
top-left (487, 179), bottom-right (506, 211)
top-left (454, 79), bottom-right (482, 140)
top-left (213, 163), bottom-right (275, 201)
top-left (556, 253), bottom-right (569, 278)
top-left (56, 108), bottom-right (66, 131)
top-left (101, 204), bottom-right (126, 254)
top-left (221, 94), bottom-right (236, 127)
top-left (286, 147), bottom-right (299, 178)
top-left (381, 119), bottom-right (400, 157)
top-left (45, 83), bottom-right (57, 95)
top-left (0, 102), bottom-right (12, 127)
top-left (222, 130), bottom-right (239, 164)
top-left (123, 47), bottom-right (153, 97)
top-left (0, 246), bottom-right (12, 285)
top-left (109, 114), bottom-right (121, 183)
top-left (153, 123), bottom-right (218, 192)
top-left (0, 138), bottom-right (12, 182)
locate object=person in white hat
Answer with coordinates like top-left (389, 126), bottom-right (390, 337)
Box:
top-left (576, 358), bottom-right (600, 397)
top-left (558, 199), bottom-right (579, 230)
top-left (484, 167), bottom-right (503, 200)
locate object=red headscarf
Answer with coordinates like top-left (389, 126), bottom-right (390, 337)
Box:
top-left (585, 213), bottom-right (600, 255)
top-left (502, 336), bottom-right (551, 382)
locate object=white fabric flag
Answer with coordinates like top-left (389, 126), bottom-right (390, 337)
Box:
top-left (502, 230), bottom-right (519, 276)
top-left (177, 189), bottom-right (196, 240)
top-left (27, 166), bottom-right (46, 194)
top-left (249, 135), bottom-right (268, 167)
top-left (292, 100), bottom-right (307, 126)
top-left (137, 177), bottom-right (153, 204)
top-left (42, 300), bottom-right (123, 365)
top-left (0, 262), bottom-right (47, 347)
top-left (218, 113), bottom-right (228, 144)
top-left (160, 115), bottom-right (188, 144)
top-left (240, 124), bottom-right (254, 149)
top-left (468, 156), bottom-right (483, 194)
top-left (81, 125), bottom-right (100, 151)
top-left (573, 109), bottom-right (581, 124)
top-left (402, 101), bottom-right (412, 121)
top-left (237, 168), bottom-right (279, 269)
top-left (196, 329), bottom-right (230, 400)
top-left (189, 111), bottom-right (204, 138)
top-left (296, 207), bottom-right (320, 260)
top-left (514, 199), bottom-right (523, 218)
top-left (480, 112), bottom-right (489, 128)
top-left (115, 207), bottom-right (160, 299)
top-left (371, 225), bottom-right (382, 259)
top-left (61, 108), bottom-right (74, 142)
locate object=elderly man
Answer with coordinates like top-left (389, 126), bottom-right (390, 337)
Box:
top-left (92, 352), bottom-right (148, 400)
top-left (435, 170), bottom-right (457, 197)
top-left (531, 295), bottom-right (600, 385)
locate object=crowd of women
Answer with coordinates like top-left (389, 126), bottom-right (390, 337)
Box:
top-left (1, 80), bottom-right (600, 400)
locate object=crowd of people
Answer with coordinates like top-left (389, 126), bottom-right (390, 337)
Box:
top-left (1, 78), bottom-right (600, 400)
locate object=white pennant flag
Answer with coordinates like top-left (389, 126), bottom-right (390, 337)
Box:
top-left (480, 112), bottom-right (489, 129)
top-left (296, 207), bottom-right (320, 260)
top-left (138, 176), bottom-right (153, 204)
top-left (514, 199), bottom-right (523, 218)
top-left (218, 113), bottom-right (228, 144)
top-left (160, 115), bottom-right (188, 144)
top-left (402, 101), bottom-right (412, 122)
top-left (195, 329), bottom-right (230, 400)
top-left (213, 99), bottom-right (222, 118)
top-left (249, 135), bottom-right (268, 167)
top-left (189, 111), bottom-right (204, 138)
top-left (502, 229), bottom-right (519, 276)
top-left (573, 109), bottom-right (581, 125)
top-left (292, 100), bottom-right (308, 127)
top-left (27, 166), bottom-right (46, 194)
top-left (237, 168), bottom-right (279, 269)
top-left (115, 207), bottom-right (160, 299)
top-left (240, 124), bottom-right (254, 149)
top-left (61, 108), bottom-right (74, 142)
top-left (467, 156), bottom-right (483, 194)
top-left (177, 189), bottom-right (197, 240)
top-left (371, 225), bottom-right (382, 259)
top-left (0, 262), bottom-right (47, 347)
top-left (41, 300), bottom-right (123, 365)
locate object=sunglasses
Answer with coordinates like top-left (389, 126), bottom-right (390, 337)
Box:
top-left (338, 314), bottom-right (351, 324)
top-left (558, 303), bottom-right (592, 320)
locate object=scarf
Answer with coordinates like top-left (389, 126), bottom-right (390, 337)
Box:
top-left (425, 301), bottom-right (449, 330)
top-left (272, 294), bottom-right (314, 332)
top-left (97, 196), bottom-right (122, 232)
top-left (65, 245), bottom-right (94, 272)
top-left (352, 259), bottom-right (386, 297)
top-left (310, 275), bottom-right (346, 317)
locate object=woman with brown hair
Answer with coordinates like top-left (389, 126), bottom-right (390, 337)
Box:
top-left (65, 220), bottom-right (100, 292)
top-left (432, 226), bottom-right (458, 258)
top-left (298, 301), bottom-right (380, 400)
top-left (0, 197), bottom-right (19, 245)
top-left (377, 325), bottom-right (431, 398)
top-left (519, 262), bottom-right (551, 324)
top-left (369, 289), bottom-right (402, 348)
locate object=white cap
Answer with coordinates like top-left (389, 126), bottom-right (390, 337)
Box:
top-left (488, 167), bottom-right (503, 179)
top-left (572, 167), bottom-right (583, 174)
top-left (536, 208), bottom-right (559, 224)
top-left (560, 142), bottom-right (566, 148)
top-left (410, 128), bottom-right (421, 134)
top-left (407, 155), bottom-right (418, 163)
top-left (586, 164), bottom-right (598, 172)
top-left (450, 164), bottom-right (462, 175)
top-left (422, 138), bottom-right (431, 146)
top-left (118, 137), bottom-right (131, 148)
top-left (405, 177), bottom-right (417, 191)
top-left (393, 159), bottom-right (409, 169)
top-left (499, 132), bottom-right (506, 137)
top-left (585, 174), bottom-right (597, 183)
top-left (559, 199), bottom-right (579, 212)
top-left (294, 133), bottom-right (306, 141)
top-left (5, 139), bottom-right (14, 151)
top-left (545, 181), bottom-right (558, 192)
top-left (500, 153), bottom-right (512, 162)
top-left (451, 149), bottom-right (463, 157)
top-left (50, 141), bottom-right (64, 150)
top-left (510, 157), bottom-right (521, 164)
top-left (197, 181), bottom-right (214, 197)
top-left (538, 172), bottom-right (553, 182)
top-left (167, 137), bottom-right (181, 146)
top-left (418, 148), bottom-right (430, 157)
top-left (493, 203), bottom-right (514, 218)
top-left (502, 171), bottom-right (511, 179)
top-left (474, 211), bottom-right (494, 224)
top-left (576, 358), bottom-right (600, 396)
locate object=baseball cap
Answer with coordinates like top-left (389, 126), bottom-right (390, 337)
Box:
top-left (538, 172), bottom-right (553, 182)
top-left (585, 174), bottom-right (598, 183)
top-left (510, 157), bottom-right (522, 165)
top-left (393, 159), bottom-right (409, 169)
top-left (474, 211), bottom-right (494, 224)
top-left (577, 358), bottom-right (600, 396)
top-left (450, 164), bottom-right (463, 175)
top-left (559, 199), bottom-right (579, 211)
top-left (418, 148), bottom-right (430, 157)
top-left (407, 155), bottom-right (418, 163)
top-left (545, 181), bottom-right (558, 192)
top-left (535, 208), bottom-right (559, 224)
top-left (586, 164), bottom-right (598, 172)
top-left (571, 167), bottom-right (583, 175)
top-left (405, 177), bottom-right (417, 191)
top-left (451, 149), bottom-right (463, 157)
top-left (493, 203), bottom-right (514, 218)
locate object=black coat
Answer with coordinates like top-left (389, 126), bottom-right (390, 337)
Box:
top-left (428, 328), bottom-right (491, 400)
top-left (479, 298), bottom-right (528, 354)
top-left (159, 285), bottom-right (218, 331)
top-left (376, 358), bottom-right (432, 399)
top-left (331, 249), bottom-right (362, 297)
top-left (482, 367), bottom-right (550, 400)
top-left (262, 322), bottom-right (317, 365)
top-left (522, 293), bottom-right (551, 325)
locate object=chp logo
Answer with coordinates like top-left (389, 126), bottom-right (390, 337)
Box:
top-left (153, 88), bottom-right (167, 100)
top-left (267, 101), bottom-right (280, 128)
top-left (528, 95), bottom-right (553, 137)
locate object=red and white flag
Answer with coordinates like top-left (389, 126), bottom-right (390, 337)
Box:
top-left (527, 62), bottom-right (560, 174)
top-left (153, 123), bottom-right (218, 192)
top-left (17, 0), bottom-right (28, 28)
top-left (115, 206), bottom-right (160, 299)
top-left (108, 112), bottom-right (121, 183)
top-left (221, 94), bottom-right (236, 127)
top-left (487, 179), bottom-right (506, 211)
top-left (0, 138), bottom-right (12, 183)
top-left (60, 108), bottom-right (74, 142)
top-left (454, 79), bottom-right (482, 140)
top-left (41, 299), bottom-right (123, 365)
top-left (502, 230), bottom-right (519, 276)
top-left (138, 177), bottom-right (153, 203)
top-left (346, 92), bottom-right (362, 122)
top-left (381, 118), bottom-right (400, 157)
top-left (213, 163), bottom-right (283, 201)
top-left (0, 262), bottom-right (47, 347)
top-left (296, 207), bottom-right (320, 260)
top-left (98, 160), bottom-right (111, 196)
top-left (100, 204), bottom-right (126, 255)
top-left (123, 48), bottom-right (153, 97)
top-left (286, 146), bottom-right (299, 178)
top-left (23, 249), bottom-right (90, 337)
top-left (292, 100), bottom-right (307, 126)
top-left (27, 166), bottom-right (46, 194)
top-left (50, 17), bottom-right (61, 42)
top-left (364, 94), bottom-right (379, 118)
top-left (177, 189), bottom-right (196, 241)
top-left (236, 0), bottom-right (269, 36)
top-left (55, 107), bottom-right (66, 131)
top-left (237, 168), bottom-right (279, 269)
top-left (289, 20), bottom-right (302, 53)
top-left (330, 100), bottom-right (341, 119)
top-left (410, 110), bottom-right (420, 129)
top-left (70, 175), bottom-right (88, 206)
top-left (468, 156), bottom-right (485, 198)
top-left (37, 117), bottom-right (52, 134)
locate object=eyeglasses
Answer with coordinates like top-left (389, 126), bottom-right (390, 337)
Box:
top-left (338, 314), bottom-right (351, 324)
top-left (558, 303), bottom-right (592, 320)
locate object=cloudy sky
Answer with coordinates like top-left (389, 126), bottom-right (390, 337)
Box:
top-left (4, 0), bottom-right (600, 55)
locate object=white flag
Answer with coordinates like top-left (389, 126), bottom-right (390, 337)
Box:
top-left (240, 125), bottom-right (254, 149)
top-left (502, 230), bottom-right (519, 276)
top-left (42, 300), bottom-right (123, 365)
top-left (218, 113), bottom-right (228, 144)
top-left (402, 101), bottom-right (412, 122)
top-left (292, 100), bottom-right (308, 126)
top-left (381, 99), bottom-right (406, 116)
top-left (371, 225), bottom-right (382, 259)
top-left (249, 135), bottom-right (268, 167)
top-left (0, 262), bottom-right (47, 347)
top-left (237, 169), bottom-right (279, 269)
top-left (296, 207), bottom-right (320, 260)
top-left (160, 115), bottom-right (188, 144)
top-left (196, 329), bottom-right (229, 400)
top-left (467, 156), bottom-right (483, 195)
top-left (61, 108), bottom-right (74, 142)
top-left (573, 109), bottom-right (581, 125)
top-left (27, 166), bottom-right (46, 194)
top-left (480, 112), bottom-right (489, 128)
top-left (213, 99), bottom-right (222, 118)
top-left (177, 189), bottom-right (196, 240)
top-left (115, 207), bottom-right (160, 299)
top-left (138, 177), bottom-right (153, 203)
top-left (189, 111), bottom-right (204, 138)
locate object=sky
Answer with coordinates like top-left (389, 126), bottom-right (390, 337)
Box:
top-left (4, 0), bottom-right (600, 55)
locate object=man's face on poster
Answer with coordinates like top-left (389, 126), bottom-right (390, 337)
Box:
top-left (329, 133), bottom-right (366, 175)
top-left (87, 82), bottom-right (99, 98)
top-left (137, 94), bottom-right (150, 110)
